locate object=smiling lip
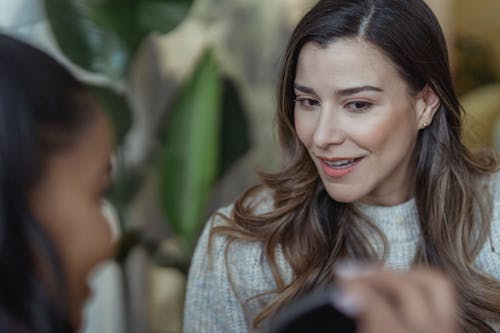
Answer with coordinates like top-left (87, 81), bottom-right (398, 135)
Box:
top-left (319, 156), bottom-right (363, 178)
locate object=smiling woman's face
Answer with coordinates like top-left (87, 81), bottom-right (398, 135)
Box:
top-left (293, 39), bottom-right (432, 206)
top-left (28, 106), bottom-right (115, 328)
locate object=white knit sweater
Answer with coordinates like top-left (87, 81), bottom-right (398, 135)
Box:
top-left (183, 174), bottom-right (500, 332)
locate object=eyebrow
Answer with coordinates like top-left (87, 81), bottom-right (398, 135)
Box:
top-left (294, 83), bottom-right (383, 96)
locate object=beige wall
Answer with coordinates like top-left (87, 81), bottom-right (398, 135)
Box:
top-left (425, 0), bottom-right (454, 46)
top-left (455, 0), bottom-right (500, 78)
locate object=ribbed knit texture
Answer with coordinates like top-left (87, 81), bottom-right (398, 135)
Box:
top-left (183, 174), bottom-right (500, 332)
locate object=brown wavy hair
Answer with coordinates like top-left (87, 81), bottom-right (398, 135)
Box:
top-left (212, 0), bottom-right (500, 331)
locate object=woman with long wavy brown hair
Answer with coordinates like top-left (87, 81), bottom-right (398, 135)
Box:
top-left (184, 0), bottom-right (500, 332)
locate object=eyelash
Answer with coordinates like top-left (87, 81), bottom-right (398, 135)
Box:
top-left (294, 97), bottom-right (320, 109)
top-left (344, 100), bottom-right (373, 113)
top-left (294, 97), bottom-right (373, 113)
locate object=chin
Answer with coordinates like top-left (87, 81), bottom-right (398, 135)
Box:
top-left (323, 185), bottom-right (366, 203)
top-left (68, 293), bottom-right (88, 331)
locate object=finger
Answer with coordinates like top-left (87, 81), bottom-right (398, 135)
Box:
top-left (408, 268), bottom-right (459, 333)
top-left (349, 270), bottom-right (440, 333)
top-left (341, 268), bottom-right (458, 333)
top-left (343, 279), bottom-right (409, 333)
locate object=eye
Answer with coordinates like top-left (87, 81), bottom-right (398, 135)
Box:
top-left (100, 158), bottom-right (114, 198)
top-left (294, 97), bottom-right (321, 109)
top-left (97, 174), bottom-right (113, 200)
top-left (344, 100), bottom-right (373, 113)
top-left (102, 183), bottom-right (114, 198)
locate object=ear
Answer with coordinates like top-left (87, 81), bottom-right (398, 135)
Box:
top-left (415, 85), bottom-right (440, 129)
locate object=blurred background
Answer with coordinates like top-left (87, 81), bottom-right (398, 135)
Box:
top-left (0, 0), bottom-right (499, 332)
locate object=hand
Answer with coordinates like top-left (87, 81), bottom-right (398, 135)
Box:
top-left (337, 267), bottom-right (460, 333)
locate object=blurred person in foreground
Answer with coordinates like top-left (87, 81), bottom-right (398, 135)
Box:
top-left (0, 34), bottom-right (116, 332)
top-left (183, 0), bottom-right (500, 332)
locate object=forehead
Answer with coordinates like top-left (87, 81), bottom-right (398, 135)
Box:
top-left (295, 39), bottom-right (405, 91)
top-left (71, 110), bottom-right (113, 160)
top-left (41, 110), bottom-right (113, 182)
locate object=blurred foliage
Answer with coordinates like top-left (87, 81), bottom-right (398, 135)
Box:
top-left (45, 0), bottom-right (192, 78)
top-left (219, 78), bottom-right (251, 177)
top-left (454, 35), bottom-right (498, 96)
top-left (158, 51), bottom-right (222, 250)
top-left (44, 0), bottom-right (251, 264)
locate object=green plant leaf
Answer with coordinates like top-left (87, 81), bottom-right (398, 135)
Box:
top-left (126, 0), bottom-right (193, 51)
top-left (136, 0), bottom-right (193, 34)
top-left (158, 51), bottom-right (221, 250)
top-left (88, 0), bottom-right (194, 52)
top-left (44, 0), bottom-right (129, 79)
top-left (219, 77), bottom-right (251, 177)
top-left (44, 0), bottom-right (192, 77)
top-left (45, 0), bottom-right (192, 73)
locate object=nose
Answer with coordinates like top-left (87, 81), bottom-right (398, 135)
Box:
top-left (312, 106), bottom-right (346, 149)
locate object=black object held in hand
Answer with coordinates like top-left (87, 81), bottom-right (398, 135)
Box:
top-left (269, 287), bottom-right (357, 333)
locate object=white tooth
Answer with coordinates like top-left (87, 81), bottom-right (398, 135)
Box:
top-left (328, 159), bottom-right (355, 166)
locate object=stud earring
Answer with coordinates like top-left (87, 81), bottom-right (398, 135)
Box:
top-left (422, 123), bottom-right (428, 128)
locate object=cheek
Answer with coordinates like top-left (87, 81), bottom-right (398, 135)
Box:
top-left (60, 199), bottom-right (114, 327)
top-left (294, 111), bottom-right (315, 147)
top-left (35, 189), bottom-right (114, 278)
top-left (29, 182), bottom-right (115, 326)
top-left (63, 199), bottom-right (114, 270)
top-left (356, 108), bottom-right (417, 153)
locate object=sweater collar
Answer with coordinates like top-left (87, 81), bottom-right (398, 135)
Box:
top-left (354, 198), bottom-right (421, 242)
